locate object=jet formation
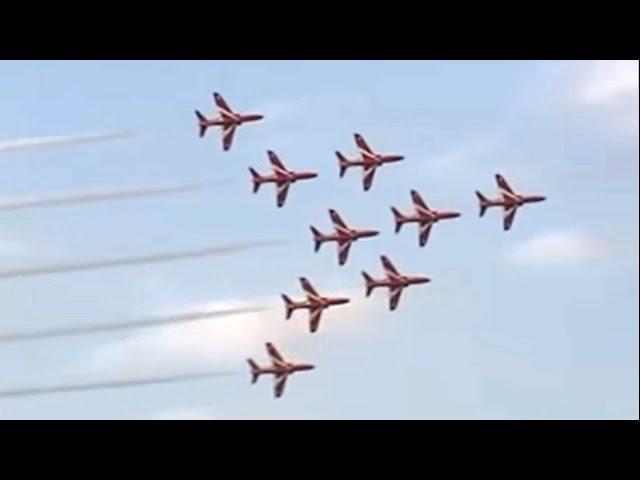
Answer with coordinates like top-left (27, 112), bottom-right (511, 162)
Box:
top-left (194, 92), bottom-right (546, 399)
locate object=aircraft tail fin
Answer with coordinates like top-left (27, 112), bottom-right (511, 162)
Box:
top-left (336, 151), bottom-right (352, 178)
top-left (310, 226), bottom-right (325, 252)
top-left (247, 359), bottom-right (260, 384)
top-left (195, 110), bottom-right (208, 138)
top-left (391, 207), bottom-right (407, 233)
top-left (475, 191), bottom-right (489, 217)
top-left (249, 168), bottom-right (263, 193)
top-left (281, 294), bottom-right (295, 320)
top-left (362, 271), bottom-right (376, 297)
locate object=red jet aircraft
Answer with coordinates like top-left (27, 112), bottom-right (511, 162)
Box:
top-left (249, 150), bottom-right (318, 207)
top-left (336, 133), bottom-right (404, 191)
top-left (362, 255), bottom-right (430, 311)
top-left (247, 342), bottom-right (315, 398)
top-left (281, 277), bottom-right (350, 333)
top-left (475, 174), bottom-right (546, 231)
top-left (310, 209), bottom-right (379, 266)
top-left (391, 190), bottom-right (461, 247)
top-left (195, 92), bottom-right (263, 151)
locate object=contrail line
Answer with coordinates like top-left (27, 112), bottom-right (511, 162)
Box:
top-left (0, 306), bottom-right (266, 343)
top-left (0, 182), bottom-right (221, 213)
top-left (0, 371), bottom-right (234, 399)
top-left (0, 132), bottom-right (136, 154)
top-left (0, 240), bottom-right (283, 280)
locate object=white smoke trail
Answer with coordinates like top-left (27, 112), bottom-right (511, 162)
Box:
top-left (0, 240), bottom-right (284, 280)
top-left (0, 182), bottom-right (218, 212)
top-left (0, 132), bottom-right (136, 154)
top-left (0, 306), bottom-right (267, 343)
top-left (0, 370), bottom-right (235, 399)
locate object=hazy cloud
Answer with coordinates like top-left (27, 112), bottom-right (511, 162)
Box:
top-left (146, 407), bottom-right (218, 420)
top-left (565, 60), bottom-right (639, 135)
top-left (507, 229), bottom-right (609, 267)
top-left (573, 60), bottom-right (638, 107)
top-left (80, 294), bottom-right (373, 380)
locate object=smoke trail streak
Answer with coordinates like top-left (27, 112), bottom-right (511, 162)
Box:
top-left (0, 306), bottom-right (266, 343)
top-left (0, 182), bottom-right (218, 213)
top-left (0, 240), bottom-right (283, 280)
top-left (0, 132), bottom-right (136, 154)
top-left (0, 371), bottom-right (234, 399)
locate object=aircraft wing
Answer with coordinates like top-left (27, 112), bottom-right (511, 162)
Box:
top-left (411, 190), bottom-right (429, 212)
top-left (222, 124), bottom-right (237, 151)
top-left (329, 209), bottom-right (349, 232)
top-left (381, 255), bottom-right (400, 276)
top-left (363, 164), bottom-right (377, 192)
top-left (268, 150), bottom-right (289, 176)
top-left (354, 133), bottom-right (375, 158)
top-left (337, 239), bottom-right (353, 266)
top-left (300, 277), bottom-right (320, 298)
top-left (503, 205), bottom-right (518, 231)
top-left (309, 307), bottom-right (323, 333)
top-left (418, 222), bottom-right (433, 247)
top-left (276, 182), bottom-right (291, 208)
top-left (266, 342), bottom-right (287, 364)
top-left (273, 372), bottom-right (289, 398)
top-left (389, 286), bottom-right (404, 311)
top-left (214, 92), bottom-right (235, 120)
top-left (496, 174), bottom-right (519, 202)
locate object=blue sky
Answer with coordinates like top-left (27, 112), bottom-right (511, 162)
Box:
top-left (0, 60), bottom-right (637, 419)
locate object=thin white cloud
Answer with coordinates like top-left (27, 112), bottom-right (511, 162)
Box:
top-left (573, 60), bottom-right (638, 107)
top-left (421, 138), bottom-right (502, 184)
top-left (0, 132), bottom-right (136, 154)
top-left (0, 236), bottom-right (35, 256)
top-left (564, 61), bottom-right (639, 135)
top-left (507, 229), bottom-right (609, 267)
top-left (146, 407), bottom-right (218, 420)
top-left (77, 293), bottom-right (373, 380)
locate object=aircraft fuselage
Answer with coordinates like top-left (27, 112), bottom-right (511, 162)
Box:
top-left (404, 209), bottom-right (461, 224)
top-left (258, 171), bottom-right (318, 184)
top-left (322, 228), bottom-right (379, 243)
top-left (255, 363), bottom-right (315, 376)
top-left (202, 113), bottom-right (264, 127)
top-left (484, 194), bottom-right (546, 209)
